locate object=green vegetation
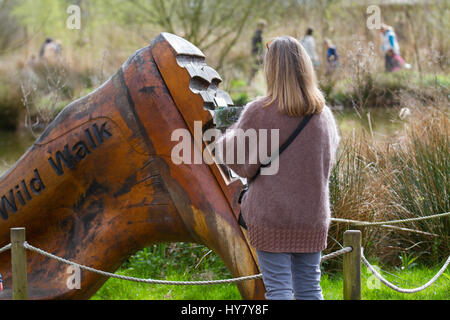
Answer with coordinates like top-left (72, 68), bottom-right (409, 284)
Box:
top-left (0, 0), bottom-right (448, 301)
top-left (322, 264), bottom-right (450, 300)
top-left (0, 0), bottom-right (448, 131)
top-left (323, 72), bottom-right (450, 109)
top-left (91, 242), bottom-right (449, 300)
top-left (92, 243), bottom-right (241, 300)
top-left (327, 101), bottom-right (449, 268)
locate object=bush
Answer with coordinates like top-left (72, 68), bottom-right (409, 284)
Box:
top-left (121, 242), bottom-right (230, 281)
top-left (324, 71), bottom-right (449, 110)
top-left (0, 59), bottom-right (97, 132)
top-left (228, 78), bottom-right (250, 106)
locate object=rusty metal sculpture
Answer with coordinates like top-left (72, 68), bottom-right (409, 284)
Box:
top-left (0, 33), bottom-right (265, 299)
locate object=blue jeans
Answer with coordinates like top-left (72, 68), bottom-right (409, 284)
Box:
top-left (256, 250), bottom-right (323, 300)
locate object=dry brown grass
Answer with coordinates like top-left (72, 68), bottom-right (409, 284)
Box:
top-left (326, 99), bottom-right (449, 268)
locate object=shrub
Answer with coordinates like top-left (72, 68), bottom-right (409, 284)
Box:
top-left (0, 59), bottom-right (97, 132)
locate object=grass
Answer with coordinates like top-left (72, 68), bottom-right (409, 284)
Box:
top-left (91, 243), bottom-right (449, 300)
top-left (326, 102), bottom-right (449, 268)
top-left (373, 105), bottom-right (449, 265)
top-left (322, 263), bottom-right (450, 300)
top-left (91, 269), bottom-right (241, 300)
top-left (91, 243), bottom-right (242, 300)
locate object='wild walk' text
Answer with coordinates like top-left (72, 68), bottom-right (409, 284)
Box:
top-left (0, 122), bottom-right (112, 220)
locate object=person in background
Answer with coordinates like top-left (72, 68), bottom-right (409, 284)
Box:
top-left (300, 27), bottom-right (319, 68)
top-left (379, 24), bottom-right (400, 72)
top-left (39, 38), bottom-right (52, 58)
top-left (388, 49), bottom-right (406, 72)
top-left (324, 38), bottom-right (338, 74)
top-left (248, 19), bottom-right (267, 84)
top-left (39, 37), bottom-right (62, 64)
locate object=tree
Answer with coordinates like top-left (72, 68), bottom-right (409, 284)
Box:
top-left (0, 0), bottom-right (25, 54)
top-left (115, 0), bottom-right (273, 71)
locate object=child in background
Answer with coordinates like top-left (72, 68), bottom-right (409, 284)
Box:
top-left (387, 49), bottom-right (411, 72)
top-left (324, 38), bottom-right (338, 74)
top-left (391, 50), bottom-right (405, 71)
top-left (0, 273), bottom-right (3, 292)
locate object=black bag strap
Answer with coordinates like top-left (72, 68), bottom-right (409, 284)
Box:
top-left (249, 113), bottom-right (314, 182)
top-left (237, 113), bottom-right (314, 228)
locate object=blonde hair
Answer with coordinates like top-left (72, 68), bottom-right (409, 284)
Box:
top-left (264, 36), bottom-right (325, 117)
top-left (381, 23), bottom-right (393, 32)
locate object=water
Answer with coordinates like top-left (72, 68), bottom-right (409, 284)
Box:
top-left (333, 107), bottom-right (404, 140)
top-left (0, 108), bottom-right (403, 176)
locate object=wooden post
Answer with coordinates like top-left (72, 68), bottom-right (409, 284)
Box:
top-left (343, 230), bottom-right (361, 300)
top-left (11, 228), bottom-right (28, 300)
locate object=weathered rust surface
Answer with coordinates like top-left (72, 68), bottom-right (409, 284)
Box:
top-left (0, 33), bottom-right (265, 300)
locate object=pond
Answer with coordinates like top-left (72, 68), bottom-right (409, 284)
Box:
top-left (0, 107), bottom-right (404, 176)
top-left (333, 107), bottom-right (404, 139)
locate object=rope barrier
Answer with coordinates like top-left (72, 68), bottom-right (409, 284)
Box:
top-left (361, 249), bottom-right (450, 293)
top-left (1, 235), bottom-right (447, 292)
top-left (21, 242), bottom-right (352, 285)
top-left (331, 211), bottom-right (450, 227)
top-left (0, 243), bottom-right (11, 254)
top-left (321, 246), bottom-right (353, 261)
top-left (24, 241), bottom-right (260, 285)
top-left (331, 218), bottom-right (439, 237)
top-left (373, 225), bottom-right (439, 237)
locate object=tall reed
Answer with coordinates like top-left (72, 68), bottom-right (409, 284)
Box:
top-left (326, 129), bottom-right (390, 270)
top-left (376, 105), bottom-right (449, 265)
top-left (327, 102), bottom-right (449, 268)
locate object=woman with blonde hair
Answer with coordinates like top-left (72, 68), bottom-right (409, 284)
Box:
top-left (216, 36), bottom-right (340, 300)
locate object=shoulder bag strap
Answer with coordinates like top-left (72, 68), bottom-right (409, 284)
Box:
top-left (249, 113), bottom-right (314, 182)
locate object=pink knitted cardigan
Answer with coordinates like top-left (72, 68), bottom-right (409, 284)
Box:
top-left (216, 98), bottom-right (340, 253)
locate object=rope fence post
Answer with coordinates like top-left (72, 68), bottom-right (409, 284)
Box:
top-left (11, 228), bottom-right (28, 300)
top-left (343, 230), bottom-right (361, 300)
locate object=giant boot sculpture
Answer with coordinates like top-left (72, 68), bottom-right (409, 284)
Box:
top-left (0, 33), bottom-right (265, 299)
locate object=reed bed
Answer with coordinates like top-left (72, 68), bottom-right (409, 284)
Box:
top-left (327, 100), bottom-right (449, 268)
